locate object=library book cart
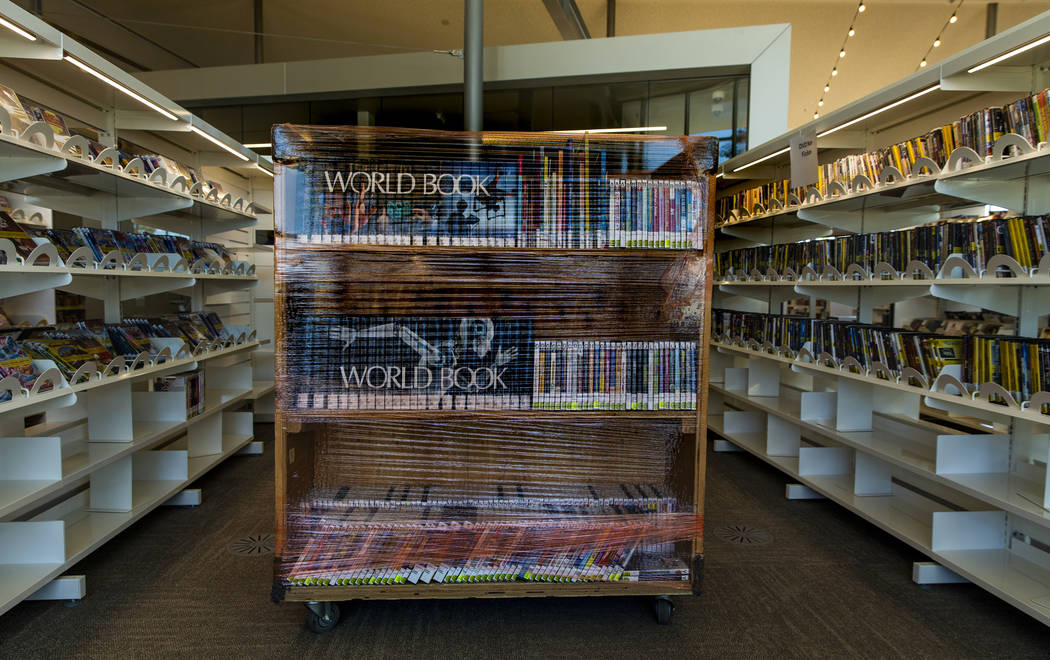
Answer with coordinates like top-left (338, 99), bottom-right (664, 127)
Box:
top-left (271, 125), bottom-right (716, 631)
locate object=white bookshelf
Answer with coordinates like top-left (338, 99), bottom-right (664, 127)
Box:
top-left (0, 1), bottom-right (273, 616)
top-left (712, 11), bottom-right (1050, 626)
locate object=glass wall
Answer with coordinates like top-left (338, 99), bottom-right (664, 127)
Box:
top-left (198, 74), bottom-right (749, 161)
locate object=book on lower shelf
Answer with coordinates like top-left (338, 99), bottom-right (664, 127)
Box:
top-left (712, 308), bottom-right (1050, 408)
top-left (715, 214), bottom-right (1050, 280)
top-left (282, 482), bottom-right (694, 586)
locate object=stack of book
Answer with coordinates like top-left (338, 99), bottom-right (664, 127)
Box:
top-left (293, 151), bottom-right (704, 249)
top-left (717, 87), bottom-right (1050, 217)
top-left (0, 210), bottom-right (237, 268)
top-left (281, 484), bottom-right (695, 586)
top-left (286, 316), bottom-right (698, 412)
top-left (716, 179), bottom-right (805, 219)
top-left (715, 214), bottom-right (1049, 277)
top-left (2, 311), bottom-right (237, 387)
top-left (533, 340), bottom-right (697, 410)
top-left (713, 308), bottom-right (1050, 404)
top-left (0, 82), bottom-right (231, 198)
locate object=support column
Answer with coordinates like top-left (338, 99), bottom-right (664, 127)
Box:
top-left (464, 0), bottom-right (483, 132)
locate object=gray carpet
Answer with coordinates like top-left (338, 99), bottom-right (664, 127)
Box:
top-left (1, 424), bottom-right (1048, 658)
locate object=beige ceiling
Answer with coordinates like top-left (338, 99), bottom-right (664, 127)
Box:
top-left (18, 0), bottom-right (1050, 129)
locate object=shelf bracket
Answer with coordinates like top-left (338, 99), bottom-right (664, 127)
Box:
top-left (720, 222), bottom-right (833, 246)
top-left (797, 205), bottom-right (940, 233)
top-left (940, 65), bottom-right (1031, 92)
top-left (794, 283), bottom-right (928, 319)
top-left (934, 172), bottom-right (1050, 215)
top-left (0, 269), bottom-right (72, 297)
top-left (115, 109), bottom-right (191, 132)
top-left (929, 282), bottom-right (1050, 322)
top-left (718, 283), bottom-right (795, 307)
top-left (0, 149), bottom-right (66, 184)
top-left (60, 274), bottom-right (197, 301)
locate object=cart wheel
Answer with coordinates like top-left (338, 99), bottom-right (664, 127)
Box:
top-left (305, 602), bottom-right (340, 633)
top-left (654, 596), bottom-right (674, 625)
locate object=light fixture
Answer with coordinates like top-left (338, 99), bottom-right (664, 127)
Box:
top-left (190, 125), bottom-right (250, 161)
top-left (839, 49), bottom-right (846, 58)
top-left (715, 172), bottom-right (724, 179)
top-left (244, 142), bottom-right (272, 149)
top-left (949, 13), bottom-right (957, 23)
top-left (858, 1), bottom-right (865, 12)
top-left (818, 99), bottom-right (824, 107)
top-left (256, 164), bottom-right (274, 177)
top-left (832, 68), bottom-right (838, 77)
top-left (848, 26), bottom-right (855, 37)
top-left (933, 38), bottom-right (941, 47)
top-left (968, 33), bottom-right (1050, 73)
top-left (731, 146), bottom-right (790, 173)
top-left (824, 84), bottom-right (830, 93)
top-left (813, 112), bottom-right (819, 119)
top-left (65, 55), bottom-right (179, 121)
top-left (0, 16), bottom-right (36, 41)
top-left (817, 84), bottom-right (941, 138)
top-left (921, 59), bottom-right (928, 67)
top-left (554, 126), bottom-right (668, 134)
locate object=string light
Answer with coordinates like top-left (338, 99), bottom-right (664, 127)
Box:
top-left (812, 2), bottom-right (865, 121)
top-left (917, 0), bottom-right (963, 71)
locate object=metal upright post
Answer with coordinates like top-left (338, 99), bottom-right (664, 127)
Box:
top-left (464, 0), bottom-right (483, 133)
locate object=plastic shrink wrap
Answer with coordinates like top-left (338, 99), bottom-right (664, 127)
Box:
top-left (272, 125), bottom-right (716, 598)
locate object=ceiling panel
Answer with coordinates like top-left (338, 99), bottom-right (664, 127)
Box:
top-left (18, 0), bottom-right (1050, 130)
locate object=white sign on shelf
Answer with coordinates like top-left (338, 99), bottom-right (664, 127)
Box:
top-left (790, 128), bottom-right (818, 188)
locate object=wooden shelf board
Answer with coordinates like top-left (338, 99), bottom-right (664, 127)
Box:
top-left (282, 409), bottom-right (697, 420)
top-left (283, 579), bottom-right (692, 602)
top-left (277, 243), bottom-right (701, 257)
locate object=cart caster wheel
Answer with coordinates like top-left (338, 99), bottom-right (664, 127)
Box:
top-left (654, 596), bottom-right (674, 625)
top-left (305, 602), bottom-right (340, 633)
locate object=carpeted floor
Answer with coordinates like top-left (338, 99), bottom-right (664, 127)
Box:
top-left (1, 424), bottom-right (1048, 659)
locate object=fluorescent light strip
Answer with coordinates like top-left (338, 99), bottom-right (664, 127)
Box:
top-left (190, 126), bottom-right (250, 162)
top-left (968, 33), bottom-right (1050, 73)
top-left (731, 147), bottom-right (790, 173)
top-left (0, 16), bottom-right (36, 41)
top-left (244, 142), bottom-right (272, 149)
top-left (817, 84), bottom-right (941, 138)
top-left (554, 126), bottom-right (668, 134)
top-left (715, 172), bottom-right (724, 179)
top-left (256, 164), bottom-right (274, 177)
top-left (65, 55), bottom-right (178, 121)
